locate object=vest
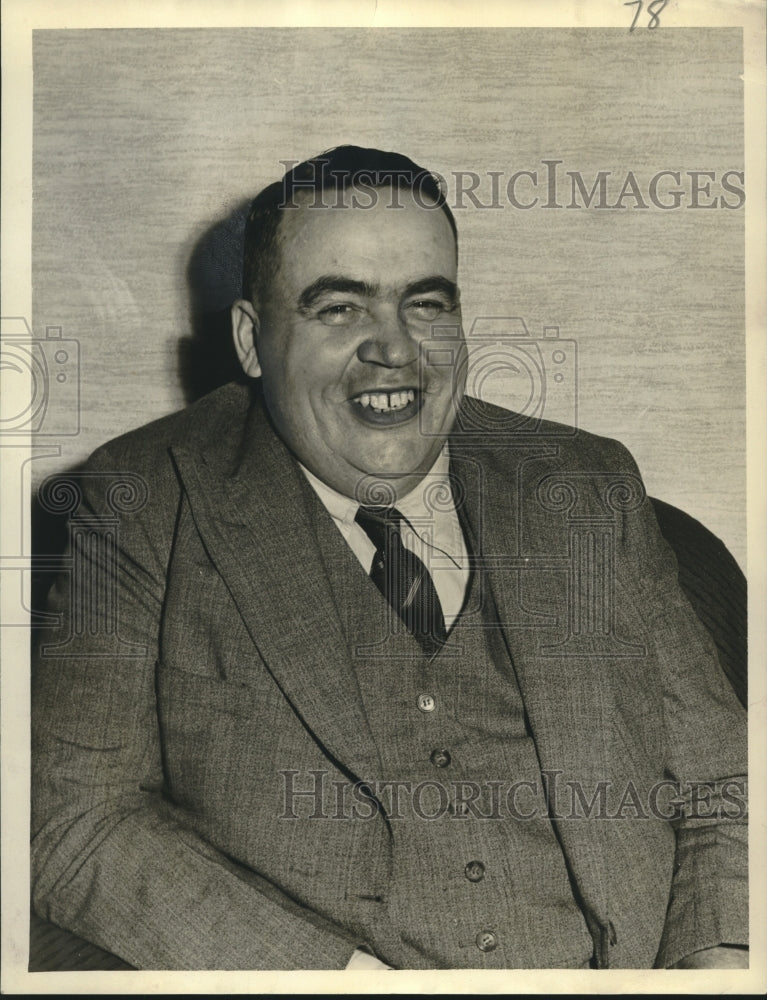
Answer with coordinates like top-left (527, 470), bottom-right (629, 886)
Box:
top-left (311, 493), bottom-right (594, 969)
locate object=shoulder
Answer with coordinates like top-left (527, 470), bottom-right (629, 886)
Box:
top-left (62, 383), bottom-right (254, 549)
top-left (452, 396), bottom-right (640, 474)
top-left (86, 381), bottom-right (252, 478)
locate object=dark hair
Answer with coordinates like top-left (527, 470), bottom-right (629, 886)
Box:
top-left (241, 145), bottom-right (457, 302)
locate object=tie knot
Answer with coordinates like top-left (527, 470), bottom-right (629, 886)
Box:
top-left (355, 505), bottom-right (403, 548)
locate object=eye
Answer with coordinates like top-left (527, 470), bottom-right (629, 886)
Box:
top-left (406, 299), bottom-right (451, 322)
top-left (316, 303), bottom-right (361, 327)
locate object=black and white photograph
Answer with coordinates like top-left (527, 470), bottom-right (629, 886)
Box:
top-left (1, 0), bottom-right (764, 993)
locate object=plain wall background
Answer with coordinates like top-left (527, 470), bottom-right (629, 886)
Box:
top-left (31, 27), bottom-right (746, 567)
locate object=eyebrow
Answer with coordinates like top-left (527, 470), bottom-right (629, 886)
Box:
top-left (297, 274), bottom-right (459, 311)
top-left (298, 276), bottom-right (377, 311)
top-left (405, 276), bottom-right (460, 305)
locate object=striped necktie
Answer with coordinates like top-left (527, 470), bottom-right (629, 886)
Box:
top-left (355, 505), bottom-right (447, 656)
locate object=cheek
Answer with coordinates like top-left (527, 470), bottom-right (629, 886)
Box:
top-left (263, 352), bottom-right (317, 406)
top-left (295, 350), bottom-right (355, 403)
top-left (273, 371), bottom-right (342, 439)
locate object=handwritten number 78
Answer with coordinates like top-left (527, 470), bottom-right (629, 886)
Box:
top-left (624, 0), bottom-right (668, 31)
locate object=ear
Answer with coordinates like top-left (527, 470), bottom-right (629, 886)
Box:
top-left (231, 299), bottom-right (262, 378)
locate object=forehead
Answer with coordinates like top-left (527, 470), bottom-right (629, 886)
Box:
top-left (271, 186), bottom-right (457, 290)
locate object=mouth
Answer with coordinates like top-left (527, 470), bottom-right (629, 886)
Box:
top-left (348, 387), bottom-right (423, 426)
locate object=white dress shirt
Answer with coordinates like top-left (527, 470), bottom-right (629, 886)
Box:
top-left (299, 447), bottom-right (470, 629)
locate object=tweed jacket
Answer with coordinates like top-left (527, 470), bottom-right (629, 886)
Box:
top-left (31, 381), bottom-right (748, 970)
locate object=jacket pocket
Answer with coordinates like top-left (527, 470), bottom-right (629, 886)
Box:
top-left (157, 662), bottom-right (265, 719)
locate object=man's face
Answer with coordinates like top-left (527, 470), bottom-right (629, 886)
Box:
top-left (233, 187), bottom-right (466, 500)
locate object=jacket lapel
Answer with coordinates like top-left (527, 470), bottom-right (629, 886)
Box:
top-left (169, 386), bottom-right (379, 780)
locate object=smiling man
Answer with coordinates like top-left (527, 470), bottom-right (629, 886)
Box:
top-left (231, 164), bottom-right (465, 502)
top-left (31, 147), bottom-right (748, 971)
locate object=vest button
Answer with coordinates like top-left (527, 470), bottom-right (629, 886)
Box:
top-left (464, 860), bottom-right (485, 882)
top-left (476, 930), bottom-right (497, 952)
top-left (416, 693), bottom-right (436, 713)
top-left (429, 748), bottom-right (451, 768)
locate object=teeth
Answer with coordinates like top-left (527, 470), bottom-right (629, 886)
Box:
top-left (354, 389), bottom-right (416, 412)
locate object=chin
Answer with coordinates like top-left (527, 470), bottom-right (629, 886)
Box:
top-left (360, 461), bottom-right (437, 500)
top-left (363, 446), bottom-right (432, 473)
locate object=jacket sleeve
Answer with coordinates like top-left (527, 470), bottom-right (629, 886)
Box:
top-left (30, 443), bottom-right (361, 970)
top-left (610, 439), bottom-right (748, 969)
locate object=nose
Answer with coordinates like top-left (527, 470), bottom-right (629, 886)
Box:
top-left (356, 306), bottom-right (419, 368)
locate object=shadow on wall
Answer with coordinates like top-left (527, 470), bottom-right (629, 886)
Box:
top-left (179, 199), bottom-right (252, 404)
top-left (31, 200), bottom-right (254, 615)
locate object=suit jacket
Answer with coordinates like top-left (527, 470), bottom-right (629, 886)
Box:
top-left (31, 381), bottom-right (748, 970)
